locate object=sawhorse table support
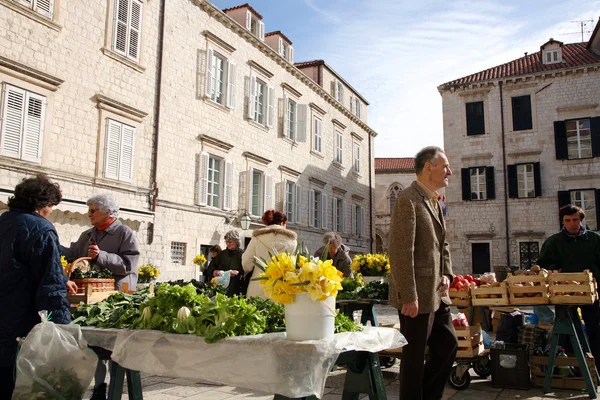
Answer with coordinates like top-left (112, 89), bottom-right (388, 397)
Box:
top-left (338, 302), bottom-right (379, 327)
top-left (467, 306), bottom-right (490, 332)
top-left (544, 306), bottom-right (599, 398)
top-left (90, 346), bottom-right (144, 400)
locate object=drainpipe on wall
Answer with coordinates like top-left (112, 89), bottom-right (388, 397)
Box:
top-left (149, 0), bottom-right (167, 243)
top-left (368, 134), bottom-right (374, 253)
top-left (499, 81), bottom-right (511, 266)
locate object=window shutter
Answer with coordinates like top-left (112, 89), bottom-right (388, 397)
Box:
top-left (360, 207), bottom-right (365, 237)
top-left (308, 189), bottom-right (315, 227)
top-left (224, 161), bottom-right (233, 211)
top-left (247, 73), bottom-right (256, 120)
top-left (113, 0), bottom-right (129, 56)
top-left (553, 120), bottom-right (568, 160)
top-left (128, 0), bottom-right (143, 61)
top-left (356, 101), bottom-right (361, 118)
top-left (205, 48), bottom-right (213, 98)
top-left (275, 181), bottom-right (283, 212)
top-left (330, 81), bottom-right (335, 97)
top-left (295, 184), bottom-right (301, 224)
top-left (533, 162), bottom-right (542, 197)
top-left (332, 198), bottom-right (338, 232)
top-left (282, 179), bottom-right (288, 215)
top-left (258, 21), bottom-right (265, 41)
top-left (226, 61), bottom-right (236, 109)
top-left (351, 204), bottom-right (357, 235)
top-left (507, 164), bottom-right (518, 198)
top-left (512, 95), bottom-right (532, 131)
top-left (245, 10), bottom-right (251, 30)
top-left (343, 200), bottom-right (348, 233)
top-left (246, 167), bottom-right (254, 213)
top-left (18, 0), bottom-right (32, 6)
top-left (35, 0), bottom-right (54, 18)
top-left (461, 168), bottom-right (471, 201)
top-left (289, 46), bottom-right (294, 63)
top-left (278, 38), bottom-right (283, 55)
top-left (119, 124), bottom-right (135, 181)
top-left (485, 166), bottom-right (495, 200)
top-left (198, 152), bottom-right (209, 205)
top-left (339, 86), bottom-right (344, 103)
top-left (322, 193), bottom-right (328, 230)
top-left (595, 189), bottom-right (600, 229)
top-left (266, 86), bottom-right (275, 128)
top-left (350, 95), bottom-right (355, 114)
top-left (104, 120), bottom-right (121, 180)
top-left (282, 94), bottom-right (289, 137)
top-left (296, 104), bottom-right (307, 143)
top-left (0, 85), bottom-right (25, 159)
top-left (264, 174), bottom-right (272, 211)
top-left (466, 101), bottom-right (485, 136)
top-left (591, 117), bottom-right (600, 157)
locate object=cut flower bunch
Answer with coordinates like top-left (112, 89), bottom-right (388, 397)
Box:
top-left (138, 264), bottom-right (160, 283)
top-left (351, 253), bottom-right (390, 277)
top-left (254, 247), bottom-right (344, 304)
top-left (193, 254), bottom-right (207, 270)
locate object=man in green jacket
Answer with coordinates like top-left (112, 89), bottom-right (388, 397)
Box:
top-left (537, 204), bottom-right (600, 370)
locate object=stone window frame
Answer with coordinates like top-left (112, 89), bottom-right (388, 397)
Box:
top-left (1, 0), bottom-right (62, 31)
top-left (102, 0), bottom-right (147, 73)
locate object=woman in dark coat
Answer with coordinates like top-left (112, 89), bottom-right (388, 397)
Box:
top-left (0, 175), bottom-right (74, 399)
top-left (209, 230), bottom-right (244, 296)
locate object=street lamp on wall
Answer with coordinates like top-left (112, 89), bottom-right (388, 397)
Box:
top-left (240, 213), bottom-right (252, 230)
top-left (356, 235), bottom-right (363, 247)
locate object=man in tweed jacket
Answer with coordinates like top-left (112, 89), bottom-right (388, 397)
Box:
top-left (388, 146), bottom-right (457, 399)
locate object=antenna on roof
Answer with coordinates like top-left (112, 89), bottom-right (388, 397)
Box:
top-left (562, 20), bottom-right (595, 42)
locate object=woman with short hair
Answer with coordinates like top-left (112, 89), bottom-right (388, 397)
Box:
top-left (209, 231), bottom-right (244, 296)
top-left (0, 175), bottom-right (74, 398)
top-left (242, 210), bottom-right (298, 298)
top-left (314, 231), bottom-right (352, 277)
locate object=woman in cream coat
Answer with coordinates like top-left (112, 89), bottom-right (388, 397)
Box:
top-left (242, 210), bottom-right (297, 298)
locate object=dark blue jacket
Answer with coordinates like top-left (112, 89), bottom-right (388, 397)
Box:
top-left (0, 209), bottom-right (71, 367)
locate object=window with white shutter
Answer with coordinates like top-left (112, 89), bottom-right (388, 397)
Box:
top-left (353, 142), bottom-right (360, 173)
top-left (335, 130), bottom-right (343, 164)
top-left (104, 119), bottom-right (135, 182)
top-left (333, 197), bottom-right (345, 233)
top-left (321, 193), bottom-right (328, 230)
top-left (284, 179), bottom-right (300, 224)
top-left (112, 0), bottom-right (144, 62)
top-left (224, 161), bottom-right (233, 211)
top-left (13, 0), bottom-right (54, 19)
top-left (351, 204), bottom-right (364, 236)
top-left (206, 49), bottom-right (235, 108)
top-left (312, 116), bottom-right (322, 153)
top-left (0, 84), bottom-right (46, 163)
top-left (309, 189), bottom-right (323, 228)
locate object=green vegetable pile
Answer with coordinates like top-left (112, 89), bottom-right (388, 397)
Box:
top-left (70, 268), bottom-right (114, 279)
top-left (14, 368), bottom-right (84, 400)
top-left (163, 279), bottom-right (225, 297)
top-left (72, 283), bottom-right (362, 342)
top-left (337, 277), bottom-right (362, 300)
top-left (359, 281), bottom-right (389, 300)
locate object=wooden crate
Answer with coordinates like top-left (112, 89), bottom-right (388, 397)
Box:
top-left (454, 325), bottom-right (484, 358)
top-left (449, 289), bottom-right (471, 307)
top-left (67, 283), bottom-right (117, 307)
top-left (530, 355), bottom-right (598, 390)
top-left (471, 282), bottom-right (509, 306)
top-left (547, 270), bottom-right (598, 305)
top-left (507, 272), bottom-right (550, 305)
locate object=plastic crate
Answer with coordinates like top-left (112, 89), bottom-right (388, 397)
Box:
top-left (490, 343), bottom-right (530, 390)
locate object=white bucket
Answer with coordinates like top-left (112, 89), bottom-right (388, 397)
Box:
top-left (284, 294), bottom-right (335, 341)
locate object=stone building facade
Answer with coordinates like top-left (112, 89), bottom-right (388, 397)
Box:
top-left (438, 25), bottom-right (600, 275)
top-left (373, 158), bottom-right (415, 253)
top-left (0, 0), bottom-right (376, 281)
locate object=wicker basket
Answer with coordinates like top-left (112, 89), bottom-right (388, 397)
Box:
top-left (67, 257), bottom-right (115, 293)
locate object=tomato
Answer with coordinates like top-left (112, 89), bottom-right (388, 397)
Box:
top-left (464, 275), bottom-right (473, 282)
top-left (454, 281), bottom-right (465, 291)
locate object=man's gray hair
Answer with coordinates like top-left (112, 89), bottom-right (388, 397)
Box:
top-left (224, 230), bottom-right (240, 243)
top-left (87, 194), bottom-right (119, 217)
top-left (414, 146), bottom-right (445, 175)
top-left (322, 231), bottom-right (342, 248)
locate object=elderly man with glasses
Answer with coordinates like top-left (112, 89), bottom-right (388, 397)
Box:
top-left (205, 230), bottom-right (244, 297)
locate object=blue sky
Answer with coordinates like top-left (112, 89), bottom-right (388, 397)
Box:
top-left (212, 0), bottom-right (600, 158)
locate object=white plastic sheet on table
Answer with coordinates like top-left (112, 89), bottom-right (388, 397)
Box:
top-left (82, 327), bottom-right (406, 398)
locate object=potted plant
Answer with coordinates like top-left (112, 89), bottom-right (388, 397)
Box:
top-left (253, 246), bottom-right (344, 340)
top-left (351, 253), bottom-right (390, 283)
top-left (137, 264), bottom-right (160, 290)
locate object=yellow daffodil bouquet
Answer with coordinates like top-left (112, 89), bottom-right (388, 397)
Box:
top-left (60, 256), bottom-right (69, 275)
top-left (253, 246), bottom-right (344, 305)
top-left (351, 253), bottom-right (390, 277)
top-left (138, 264), bottom-right (160, 283)
top-left (193, 254), bottom-right (207, 271)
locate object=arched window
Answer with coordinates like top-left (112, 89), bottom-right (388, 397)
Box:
top-left (389, 183), bottom-right (403, 213)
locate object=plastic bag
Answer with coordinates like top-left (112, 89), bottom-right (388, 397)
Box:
top-left (12, 311), bottom-right (98, 400)
top-left (451, 312), bottom-right (470, 328)
top-left (533, 305), bottom-right (554, 325)
top-left (213, 270), bottom-right (231, 288)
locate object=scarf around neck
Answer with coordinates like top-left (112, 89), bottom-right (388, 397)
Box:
top-left (96, 217), bottom-right (116, 231)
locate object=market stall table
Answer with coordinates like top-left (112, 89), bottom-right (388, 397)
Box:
top-left (82, 326), bottom-right (405, 400)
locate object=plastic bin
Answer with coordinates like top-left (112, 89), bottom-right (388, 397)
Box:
top-left (490, 343), bottom-right (530, 390)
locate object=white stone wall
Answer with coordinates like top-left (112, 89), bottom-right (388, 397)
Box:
top-left (441, 70), bottom-right (600, 275)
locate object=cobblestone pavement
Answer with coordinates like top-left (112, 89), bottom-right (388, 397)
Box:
top-left (84, 305), bottom-right (597, 399)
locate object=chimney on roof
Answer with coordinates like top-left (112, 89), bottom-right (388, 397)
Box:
top-left (524, 52), bottom-right (528, 57)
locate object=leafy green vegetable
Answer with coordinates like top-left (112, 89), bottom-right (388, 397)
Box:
top-left (70, 268), bottom-right (114, 279)
top-left (162, 279), bottom-right (225, 297)
top-left (335, 312), bottom-right (363, 333)
top-left (71, 291), bottom-right (148, 328)
top-left (358, 281), bottom-right (389, 300)
top-left (247, 296), bottom-right (285, 333)
top-left (15, 368), bottom-right (84, 400)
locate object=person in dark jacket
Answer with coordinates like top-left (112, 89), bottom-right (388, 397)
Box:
top-left (314, 232), bottom-right (353, 277)
top-left (0, 175), bottom-right (74, 399)
top-left (203, 245), bottom-right (222, 283)
top-left (209, 230), bottom-right (244, 296)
